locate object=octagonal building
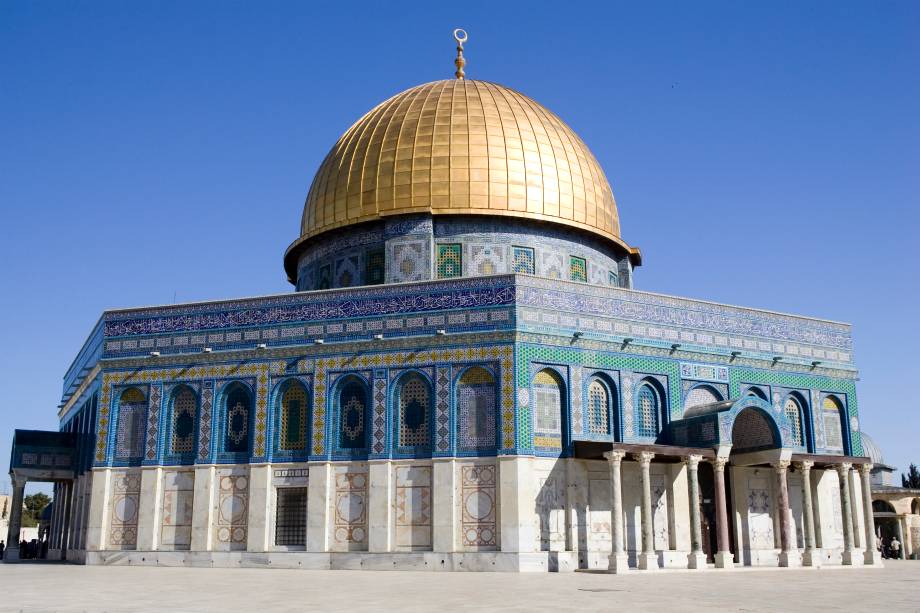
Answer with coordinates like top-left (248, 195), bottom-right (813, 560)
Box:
top-left (6, 48), bottom-right (881, 572)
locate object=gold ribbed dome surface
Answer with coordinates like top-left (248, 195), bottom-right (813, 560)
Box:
top-left (298, 79), bottom-right (626, 249)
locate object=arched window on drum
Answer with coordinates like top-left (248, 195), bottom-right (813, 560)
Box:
top-left (586, 377), bottom-right (611, 436)
top-left (396, 373), bottom-right (432, 450)
top-left (783, 396), bottom-right (805, 447)
top-left (116, 387), bottom-right (147, 461)
top-left (278, 380), bottom-right (309, 451)
top-left (457, 367), bottom-right (497, 452)
top-left (823, 396), bottom-right (845, 453)
top-left (635, 383), bottom-right (661, 439)
top-left (533, 369), bottom-right (564, 449)
top-left (170, 385), bottom-right (198, 456)
top-left (223, 383), bottom-right (252, 454)
top-left (338, 377), bottom-right (369, 451)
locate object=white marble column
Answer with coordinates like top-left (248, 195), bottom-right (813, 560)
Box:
top-left (897, 517), bottom-right (907, 560)
top-left (774, 460), bottom-right (800, 567)
top-left (858, 464), bottom-right (882, 565)
top-left (797, 461), bottom-right (821, 566)
top-left (4, 477), bottom-right (26, 561)
top-left (686, 455), bottom-right (707, 569)
top-left (836, 462), bottom-right (860, 565)
top-left (635, 452), bottom-right (659, 571)
top-left (60, 480), bottom-right (74, 560)
top-left (712, 457), bottom-right (734, 568)
top-left (604, 450), bottom-right (629, 573)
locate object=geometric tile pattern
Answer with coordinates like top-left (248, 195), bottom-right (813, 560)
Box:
top-left (459, 463), bottom-right (497, 549)
top-left (115, 387), bottom-right (147, 461)
top-left (457, 367), bottom-right (496, 452)
top-left (571, 366), bottom-right (583, 435)
top-left (435, 367), bottom-right (450, 453)
top-left (332, 466), bottom-right (368, 550)
top-left (372, 372), bottom-right (388, 455)
top-left (198, 382), bottom-right (214, 461)
top-left (108, 470), bottom-right (141, 549)
top-left (95, 363), bottom-right (270, 464)
top-left (214, 467), bottom-right (248, 550)
top-left (144, 383), bottom-right (162, 461)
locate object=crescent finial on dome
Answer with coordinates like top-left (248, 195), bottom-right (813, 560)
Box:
top-left (453, 28), bottom-right (468, 79)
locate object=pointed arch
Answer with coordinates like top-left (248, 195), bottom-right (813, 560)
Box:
top-left (169, 385), bottom-right (198, 457)
top-left (684, 384), bottom-right (723, 412)
top-left (115, 386), bottom-right (147, 461)
top-left (823, 395), bottom-right (845, 453)
top-left (394, 371), bottom-right (433, 451)
top-left (635, 378), bottom-right (665, 439)
top-left (781, 393), bottom-right (806, 448)
top-left (336, 375), bottom-right (370, 452)
top-left (277, 379), bottom-right (309, 452)
top-left (222, 381), bottom-right (253, 454)
top-left (585, 374), bottom-right (615, 437)
top-left (456, 366), bottom-right (497, 452)
top-left (532, 368), bottom-right (565, 449)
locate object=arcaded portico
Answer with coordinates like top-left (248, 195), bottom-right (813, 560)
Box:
top-left (7, 32), bottom-right (878, 573)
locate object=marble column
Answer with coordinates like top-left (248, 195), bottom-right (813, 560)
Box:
top-left (60, 480), bottom-right (74, 560)
top-left (774, 460), bottom-right (800, 567)
top-left (797, 461), bottom-right (821, 566)
top-left (604, 450), bottom-right (629, 573)
top-left (897, 517), bottom-right (907, 560)
top-left (858, 464), bottom-right (882, 565)
top-left (4, 477), bottom-right (26, 562)
top-left (712, 457), bottom-right (733, 568)
top-left (836, 463), bottom-right (860, 565)
top-left (635, 452), bottom-right (659, 570)
top-left (686, 455), bottom-right (707, 569)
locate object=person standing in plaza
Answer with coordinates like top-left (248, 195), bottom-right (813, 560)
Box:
top-left (890, 536), bottom-right (902, 559)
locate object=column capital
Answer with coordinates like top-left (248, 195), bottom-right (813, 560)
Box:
top-left (713, 457), bottom-right (729, 472)
top-left (773, 459), bottom-right (791, 473)
top-left (634, 451), bottom-right (655, 466)
top-left (795, 460), bottom-right (814, 473)
top-left (604, 450), bottom-right (627, 464)
top-left (836, 462), bottom-right (853, 476)
top-left (685, 454), bottom-right (703, 469)
top-left (858, 463), bottom-right (873, 476)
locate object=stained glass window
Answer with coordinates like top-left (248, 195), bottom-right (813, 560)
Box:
top-left (339, 379), bottom-right (368, 450)
top-left (366, 249), bottom-right (385, 285)
top-left (685, 386), bottom-right (720, 411)
top-left (570, 256), bottom-right (587, 282)
top-left (225, 384), bottom-right (251, 453)
top-left (533, 369), bottom-right (563, 448)
top-left (398, 373), bottom-right (431, 447)
top-left (784, 397), bottom-right (804, 447)
top-left (457, 367), bottom-right (496, 451)
top-left (636, 384), bottom-right (659, 438)
top-left (823, 396), bottom-right (844, 451)
top-left (609, 271), bottom-right (619, 287)
top-left (280, 382), bottom-right (308, 451)
top-left (587, 379), bottom-right (609, 435)
top-left (116, 387), bottom-right (146, 460)
top-left (171, 386), bottom-right (197, 454)
top-left (512, 246), bottom-right (535, 275)
top-left (437, 243), bottom-right (462, 279)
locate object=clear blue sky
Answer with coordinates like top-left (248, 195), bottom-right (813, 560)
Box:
top-left (1, 1), bottom-right (917, 494)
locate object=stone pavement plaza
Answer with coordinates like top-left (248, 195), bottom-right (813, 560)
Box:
top-left (0, 562), bottom-right (918, 612)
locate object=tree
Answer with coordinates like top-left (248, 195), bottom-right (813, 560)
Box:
top-left (21, 492), bottom-right (52, 528)
top-left (903, 464), bottom-right (920, 489)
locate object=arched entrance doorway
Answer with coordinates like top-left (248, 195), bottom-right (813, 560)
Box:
top-left (727, 407), bottom-right (784, 566)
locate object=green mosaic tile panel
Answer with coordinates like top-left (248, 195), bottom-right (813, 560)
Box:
top-left (436, 243), bottom-right (462, 279)
top-left (512, 246), bottom-right (535, 274)
top-left (728, 367), bottom-right (861, 455)
top-left (569, 256), bottom-right (587, 282)
top-left (515, 343), bottom-right (682, 449)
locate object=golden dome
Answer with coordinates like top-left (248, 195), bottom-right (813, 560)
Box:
top-left (287, 79), bottom-right (638, 273)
